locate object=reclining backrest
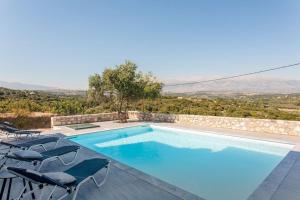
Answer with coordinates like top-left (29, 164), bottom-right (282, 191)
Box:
top-left (0, 124), bottom-right (19, 133)
top-left (7, 167), bottom-right (67, 188)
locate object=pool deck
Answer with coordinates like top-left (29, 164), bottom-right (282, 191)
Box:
top-left (0, 133), bottom-right (202, 200)
top-left (2, 121), bottom-right (300, 200)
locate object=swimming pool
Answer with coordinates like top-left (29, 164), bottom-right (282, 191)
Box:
top-left (69, 125), bottom-right (293, 200)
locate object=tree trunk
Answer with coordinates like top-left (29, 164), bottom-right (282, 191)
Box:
top-left (117, 96), bottom-right (128, 123)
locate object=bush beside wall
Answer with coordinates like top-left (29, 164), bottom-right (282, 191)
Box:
top-left (0, 116), bottom-right (51, 129)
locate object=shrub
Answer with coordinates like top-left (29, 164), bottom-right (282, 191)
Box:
top-left (0, 116), bottom-right (51, 129)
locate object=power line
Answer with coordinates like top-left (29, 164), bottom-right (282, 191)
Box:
top-left (164, 62), bottom-right (300, 87)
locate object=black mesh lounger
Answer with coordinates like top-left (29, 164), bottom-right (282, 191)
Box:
top-left (8, 158), bottom-right (110, 200)
top-left (0, 122), bottom-right (41, 138)
top-left (0, 137), bottom-right (61, 155)
top-left (4, 145), bottom-right (80, 170)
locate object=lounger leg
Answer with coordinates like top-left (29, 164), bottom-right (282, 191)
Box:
top-left (28, 181), bottom-right (36, 199)
top-left (14, 179), bottom-right (28, 200)
top-left (57, 192), bottom-right (70, 200)
top-left (44, 185), bottom-right (57, 200)
top-left (71, 162), bottom-right (111, 200)
top-left (0, 178), bottom-right (7, 199)
top-left (6, 178), bottom-right (12, 200)
top-left (22, 178), bottom-right (26, 192)
top-left (36, 185), bottom-right (56, 200)
top-left (16, 182), bottom-right (40, 200)
top-left (38, 150), bottom-right (79, 171)
top-left (93, 162), bottom-right (111, 188)
top-left (15, 183), bottom-right (27, 200)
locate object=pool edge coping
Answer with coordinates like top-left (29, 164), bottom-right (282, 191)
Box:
top-left (65, 123), bottom-right (299, 200)
top-left (247, 150), bottom-right (300, 200)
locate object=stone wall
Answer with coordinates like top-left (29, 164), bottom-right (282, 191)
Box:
top-left (128, 111), bottom-right (300, 136)
top-left (51, 111), bottom-right (300, 136)
top-left (51, 112), bottom-right (119, 127)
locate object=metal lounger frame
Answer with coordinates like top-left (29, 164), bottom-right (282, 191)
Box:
top-left (0, 137), bottom-right (63, 153)
top-left (14, 161), bottom-right (111, 200)
top-left (1, 146), bottom-right (80, 171)
top-left (37, 148), bottom-right (80, 171)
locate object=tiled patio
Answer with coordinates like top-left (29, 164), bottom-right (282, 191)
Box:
top-left (1, 121), bottom-right (300, 199)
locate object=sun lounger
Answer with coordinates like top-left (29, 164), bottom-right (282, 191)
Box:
top-left (0, 136), bottom-right (61, 155)
top-left (8, 158), bottom-right (110, 200)
top-left (3, 145), bottom-right (80, 170)
top-left (0, 122), bottom-right (41, 138)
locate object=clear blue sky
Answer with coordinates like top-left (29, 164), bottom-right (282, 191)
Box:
top-left (0, 0), bottom-right (299, 89)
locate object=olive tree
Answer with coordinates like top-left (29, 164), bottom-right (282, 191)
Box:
top-left (91, 60), bottom-right (163, 122)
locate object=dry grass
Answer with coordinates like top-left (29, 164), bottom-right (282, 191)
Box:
top-left (0, 115), bottom-right (52, 129)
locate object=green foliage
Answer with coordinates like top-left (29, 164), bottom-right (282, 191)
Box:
top-left (94, 61), bottom-right (163, 120)
top-left (87, 73), bottom-right (104, 105)
top-left (0, 87), bottom-right (88, 115)
top-left (102, 61), bottom-right (143, 110)
top-left (130, 97), bottom-right (300, 121)
top-left (85, 103), bottom-right (116, 114)
top-left (50, 99), bottom-right (87, 115)
top-left (140, 72), bottom-right (163, 99)
top-left (1, 85), bottom-right (300, 122)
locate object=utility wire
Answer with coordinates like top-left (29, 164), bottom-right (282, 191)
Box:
top-left (165, 62), bottom-right (300, 87)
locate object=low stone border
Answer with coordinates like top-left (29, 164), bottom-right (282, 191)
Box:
top-left (51, 112), bottom-right (118, 126)
top-left (51, 111), bottom-right (300, 136)
top-left (128, 111), bottom-right (300, 136)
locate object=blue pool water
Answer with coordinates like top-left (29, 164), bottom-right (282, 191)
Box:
top-left (69, 125), bottom-right (292, 200)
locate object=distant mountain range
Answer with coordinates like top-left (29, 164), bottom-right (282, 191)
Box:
top-left (1, 77), bottom-right (300, 94)
top-left (0, 81), bottom-right (87, 96)
top-left (0, 80), bottom-right (58, 91)
top-left (163, 77), bottom-right (300, 94)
